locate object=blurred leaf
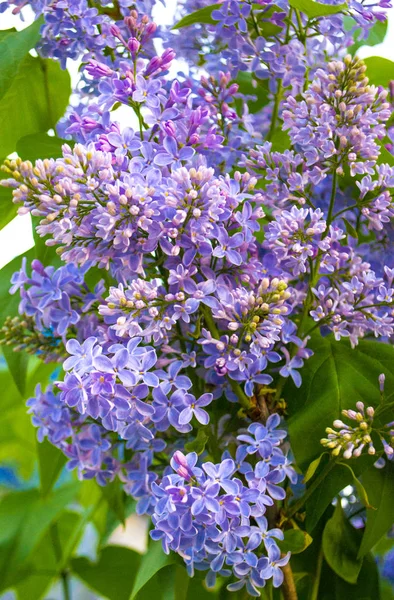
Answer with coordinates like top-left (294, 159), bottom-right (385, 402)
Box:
top-left (235, 72), bottom-right (270, 115)
top-left (13, 510), bottom-right (82, 600)
top-left (270, 128), bottom-right (291, 152)
top-left (72, 545), bottom-right (142, 600)
top-left (333, 552), bottom-right (381, 600)
top-left (0, 55), bottom-right (70, 159)
top-left (0, 484), bottom-right (79, 590)
top-left (364, 56), bottom-right (394, 88)
top-left (343, 217), bottom-right (358, 240)
top-left (278, 529), bottom-right (313, 554)
top-left (0, 248), bottom-right (35, 323)
top-left (185, 427), bottom-right (209, 454)
top-left (322, 502), bottom-right (363, 584)
top-left (287, 335), bottom-right (394, 469)
top-left (339, 462), bottom-right (374, 510)
top-left (172, 5), bottom-right (220, 29)
top-left (101, 478), bottom-right (126, 526)
top-left (348, 19), bottom-right (388, 55)
top-left (130, 541), bottom-right (178, 599)
top-left (0, 19), bottom-right (43, 100)
top-left (37, 438), bottom-right (67, 496)
top-left (358, 461), bottom-right (394, 557)
top-left (2, 345), bottom-right (28, 395)
top-left (16, 133), bottom-right (69, 162)
top-left (289, 0), bottom-right (347, 18)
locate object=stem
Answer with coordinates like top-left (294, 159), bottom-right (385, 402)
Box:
top-left (61, 570), bottom-right (71, 600)
top-left (286, 458), bottom-right (336, 519)
top-left (310, 548), bottom-right (323, 600)
top-left (326, 167), bottom-right (338, 229)
top-left (282, 560), bottom-right (298, 600)
top-left (267, 80), bottom-right (283, 142)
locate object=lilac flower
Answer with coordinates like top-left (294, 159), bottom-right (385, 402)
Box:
top-left (63, 337), bottom-right (100, 374)
top-left (212, 229), bottom-right (244, 266)
top-left (178, 392), bottom-right (213, 425)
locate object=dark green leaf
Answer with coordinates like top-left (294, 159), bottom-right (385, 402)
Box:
top-left (0, 19), bottom-right (43, 101)
top-left (287, 336), bottom-right (394, 469)
top-left (0, 56), bottom-right (70, 159)
top-left (72, 545), bottom-right (142, 600)
top-left (130, 541), bottom-right (178, 599)
top-left (289, 0), bottom-right (347, 18)
top-left (322, 502), bottom-right (363, 584)
top-left (358, 461), bottom-right (394, 557)
top-left (16, 133), bottom-right (70, 162)
top-left (37, 438), bottom-right (67, 496)
top-left (185, 427), bottom-right (209, 454)
top-left (364, 56), bottom-right (394, 88)
top-left (305, 461), bottom-right (353, 532)
top-left (172, 5), bottom-right (220, 29)
top-left (333, 552), bottom-right (381, 600)
top-left (278, 529), bottom-right (313, 554)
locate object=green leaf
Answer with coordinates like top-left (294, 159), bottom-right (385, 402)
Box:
top-left (304, 452), bottom-right (328, 483)
top-left (322, 502), bottom-right (363, 584)
top-left (358, 461), bottom-right (394, 557)
top-left (100, 478), bottom-right (126, 526)
top-left (270, 128), bottom-right (291, 152)
top-left (343, 217), bottom-right (358, 239)
top-left (364, 56), bottom-right (394, 88)
top-left (289, 0), bottom-right (347, 18)
top-left (72, 545), bottom-right (142, 600)
top-left (338, 462), bottom-right (375, 510)
top-left (37, 438), bottom-right (67, 496)
top-left (185, 427), bottom-right (209, 454)
top-left (130, 541), bottom-right (178, 599)
top-left (0, 19), bottom-right (43, 101)
top-left (0, 179), bottom-right (17, 231)
top-left (287, 335), bottom-right (394, 469)
top-left (0, 484), bottom-right (79, 590)
top-left (348, 19), bottom-right (388, 55)
top-left (235, 72), bottom-right (270, 115)
top-left (333, 552), bottom-right (381, 600)
top-left (0, 55), bottom-right (71, 159)
top-left (2, 345), bottom-right (29, 395)
top-left (305, 462), bottom-right (353, 532)
top-left (16, 133), bottom-right (69, 162)
top-left (172, 5), bottom-right (220, 29)
top-left (377, 140), bottom-right (394, 167)
top-left (278, 529), bottom-right (313, 554)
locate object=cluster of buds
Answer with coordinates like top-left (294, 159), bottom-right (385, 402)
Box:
top-left (0, 316), bottom-right (65, 363)
top-left (321, 381), bottom-right (394, 459)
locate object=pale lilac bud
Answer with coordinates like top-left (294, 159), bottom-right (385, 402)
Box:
top-left (379, 373), bottom-right (385, 392)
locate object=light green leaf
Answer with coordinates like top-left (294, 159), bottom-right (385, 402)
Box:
top-left (304, 452), bottom-right (328, 483)
top-left (358, 461), bottom-right (394, 557)
top-left (37, 438), bottom-right (67, 496)
top-left (130, 542), bottom-right (178, 599)
top-left (72, 545), bottom-right (142, 600)
top-left (322, 502), bottom-right (363, 584)
top-left (364, 56), bottom-right (394, 88)
top-left (235, 72), bottom-right (270, 114)
top-left (343, 217), bottom-right (358, 239)
top-left (172, 5), bottom-right (220, 29)
top-left (0, 19), bottom-right (43, 101)
top-left (339, 462), bottom-right (375, 510)
top-left (270, 129), bottom-right (291, 152)
top-left (348, 19), bottom-right (388, 55)
top-left (278, 529), bottom-right (313, 554)
top-left (0, 55), bottom-right (71, 159)
top-left (2, 345), bottom-right (28, 395)
top-left (289, 0), bottom-right (347, 18)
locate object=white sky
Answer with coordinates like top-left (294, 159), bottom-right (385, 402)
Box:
top-left (0, 6), bottom-right (393, 269)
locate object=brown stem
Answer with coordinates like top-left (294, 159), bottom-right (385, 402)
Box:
top-left (281, 559), bottom-right (298, 600)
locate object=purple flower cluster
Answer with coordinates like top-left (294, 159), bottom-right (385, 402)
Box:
top-left (151, 416), bottom-right (296, 595)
